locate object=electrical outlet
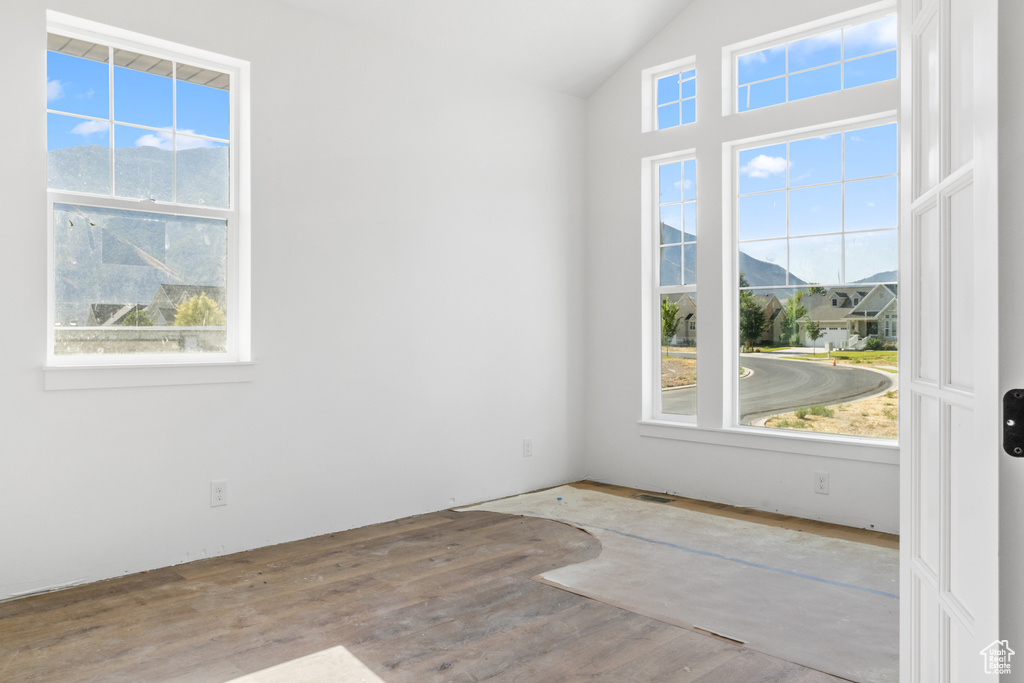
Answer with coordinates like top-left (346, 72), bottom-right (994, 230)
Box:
top-left (211, 480), bottom-right (228, 507)
top-left (523, 438), bottom-right (533, 457)
top-left (814, 472), bottom-right (829, 495)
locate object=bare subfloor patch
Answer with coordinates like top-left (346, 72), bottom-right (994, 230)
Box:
top-left (461, 485), bottom-right (899, 683)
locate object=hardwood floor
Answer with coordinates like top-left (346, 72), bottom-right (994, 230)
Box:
top-left (0, 486), bottom-right (864, 682)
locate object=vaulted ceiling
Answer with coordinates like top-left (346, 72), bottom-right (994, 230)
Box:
top-left (278, 0), bottom-right (697, 97)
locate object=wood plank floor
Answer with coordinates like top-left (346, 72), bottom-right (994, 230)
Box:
top-left (0, 485), bottom-right (867, 682)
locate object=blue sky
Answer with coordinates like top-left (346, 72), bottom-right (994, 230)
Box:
top-left (738, 122), bottom-right (898, 286)
top-left (47, 50), bottom-right (229, 153)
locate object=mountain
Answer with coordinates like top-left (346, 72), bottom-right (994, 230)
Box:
top-left (854, 270), bottom-right (897, 284)
top-left (738, 251), bottom-right (807, 288)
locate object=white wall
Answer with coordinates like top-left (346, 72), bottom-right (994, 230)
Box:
top-left (583, 0), bottom-right (900, 533)
top-left (0, 0), bottom-right (586, 599)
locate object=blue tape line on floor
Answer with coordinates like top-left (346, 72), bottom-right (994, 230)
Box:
top-left (526, 510), bottom-right (899, 601)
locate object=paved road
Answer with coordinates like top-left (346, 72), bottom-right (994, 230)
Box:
top-left (662, 355), bottom-right (894, 423)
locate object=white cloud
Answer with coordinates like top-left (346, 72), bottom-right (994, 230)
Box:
top-left (70, 120), bottom-right (108, 137)
top-left (845, 14), bottom-right (897, 53)
top-left (135, 129), bottom-right (216, 151)
top-left (741, 154), bottom-right (789, 178)
top-left (47, 80), bottom-right (64, 102)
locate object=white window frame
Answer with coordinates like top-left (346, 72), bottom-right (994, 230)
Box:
top-left (727, 111), bottom-right (898, 437)
top-left (641, 56), bottom-right (696, 133)
top-left (642, 149), bottom-right (697, 423)
top-left (720, 0), bottom-right (896, 117)
top-left (44, 11), bottom-right (252, 390)
top-left (639, 2), bottom-right (900, 463)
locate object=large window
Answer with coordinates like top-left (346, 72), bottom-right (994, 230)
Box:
top-left (46, 14), bottom-right (248, 368)
top-left (641, 3), bottom-right (898, 446)
top-left (736, 120), bottom-right (898, 439)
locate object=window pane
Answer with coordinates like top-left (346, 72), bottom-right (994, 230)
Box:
top-left (177, 76), bottom-right (230, 140)
top-left (845, 123), bottom-right (898, 179)
top-left (177, 139), bottom-right (230, 208)
top-left (739, 240), bottom-right (788, 286)
top-left (46, 51), bottom-right (109, 119)
top-left (844, 15), bottom-right (897, 60)
top-left (788, 63), bottom-right (841, 101)
top-left (739, 191), bottom-right (787, 241)
top-left (684, 202), bottom-right (697, 238)
top-left (844, 50), bottom-right (898, 89)
top-left (683, 159), bottom-right (697, 201)
top-left (114, 124), bottom-right (173, 202)
top-left (657, 74), bottom-right (679, 105)
top-left (660, 293), bottom-right (697, 417)
top-left (845, 229), bottom-right (898, 282)
top-left (53, 204), bottom-right (227, 355)
top-left (47, 113), bottom-right (110, 194)
top-left (660, 204), bottom-right (683, 244)
top-left (845, 176), bottom-right (898, 230)
top-left (789, 184), bottom-right (842, 236)
top-left (113, 63), bottom-right (172, 129)
top-left (680, 98), bottom-right (696, 125)
top-left (789, 234), bottom-right (842, 284)
top-left (660, 245), bottom-right (682, 286)
top-left (659, 162), bottom-right (682, 203)
top-left (740, 76), bottom-right (786, 111)
top-left (680, 77), bottom-right (696, 100)
top-left (739, 143), bottom-right (788, 194)
top-left (738, 44), bottom-right (786, 85)
top-left (789, 134), bottom-right (842, 187)
top-left (682, 244), bottom-right (697, 285)
top-left (788, 30), bottom-right (841, 72)
top-left (658, 103), bottom-right (680, 129)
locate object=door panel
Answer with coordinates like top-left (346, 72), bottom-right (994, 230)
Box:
top-left (901, 0), bottom-right (999, 680)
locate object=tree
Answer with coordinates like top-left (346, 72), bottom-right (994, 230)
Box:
top-left (780, 290), bottom-right (807, 346)
top-left (120, 309), bottom-right (152, 327)
top-left (173, 292), bottom-right (226, 327)
top-left (803, 319), bottom-right (823, 353)
top-left (661, 298), bottom-right (681, 345)
top-left (807, 283), bottom-right (826, 296)
top-left (739, 291), bottom-right (768, 350)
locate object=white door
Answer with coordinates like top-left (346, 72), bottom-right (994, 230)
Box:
top-left (900, 0), bottom-right (1000, 680)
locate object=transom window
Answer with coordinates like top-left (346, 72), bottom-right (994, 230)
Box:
top-left (736, 14), bottom-right (896, 113)
top-left (656, 69), bottom-right (697, 129)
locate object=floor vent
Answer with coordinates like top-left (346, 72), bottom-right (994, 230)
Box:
top-left (634, 494), bottom-right (674, 504)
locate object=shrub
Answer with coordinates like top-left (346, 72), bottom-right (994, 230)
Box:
top-left (808, 404), bottom-right (834, 417)
top-left (863, 337), bottom-right (886, 351)
top-left (795, 407), bottom-right (809, 420)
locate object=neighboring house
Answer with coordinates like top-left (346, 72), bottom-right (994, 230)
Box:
top-left (797, 284), bottom-right (898, 348)
top-left (751, 293), bottom-right (783, 345)
top-left (85, 284), bottom-right (226, 327)
top-left (145, 284), bottom-right (227, 326)
top-left (85, 303), bottom-right (149, 326)
top-left (664, 292), bottom-right (697, 346)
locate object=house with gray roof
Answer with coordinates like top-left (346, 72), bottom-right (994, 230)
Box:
top-left (797, 284), bottom-right (898, 348)
top-left (144, 284), bottom-right (226, 326)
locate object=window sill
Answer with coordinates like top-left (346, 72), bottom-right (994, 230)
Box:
top-left (637, 420), bottom-right (898, 465)
top-left (43, 361), bottom-right (255, 391)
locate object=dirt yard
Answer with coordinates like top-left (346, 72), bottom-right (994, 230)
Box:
top-left (764, 390), bottom-right (898, 439)
top-left (661, 356), bottom-right (697, 388)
